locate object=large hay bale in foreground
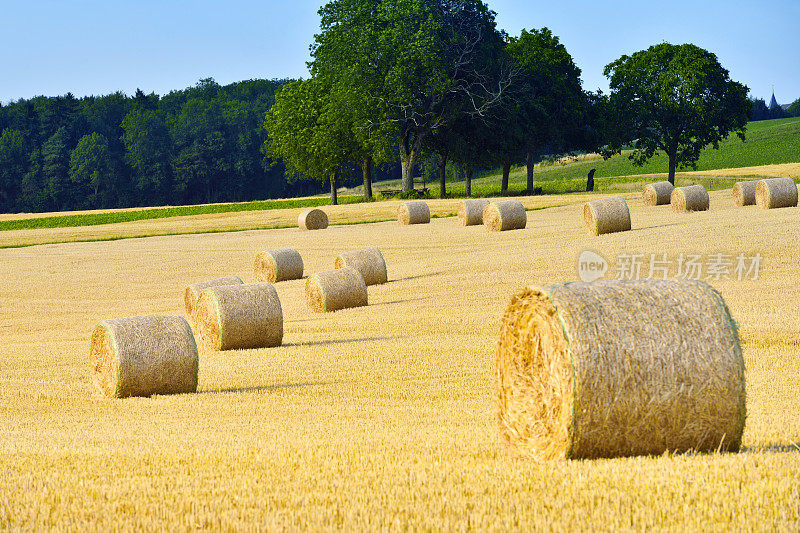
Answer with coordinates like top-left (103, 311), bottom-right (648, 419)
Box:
top-left (584, 196), bottom-right (631, 236)
top-left (254, 248), bottom-right (304, 283)
top-left (458, 198), bottom-right (491, 226)
top-left (755, 177), bottom-right (798, 209)
top-left (306, 267), bottom-right (367, 312)
top-left (643, 181), bottom-right (674, 206)
top-left (483, 200), bottom-right (527, 232)
top-left (671, 184), bottom-right (709, 212)
top-left (334, 247), bottom-right (387, 286)
top-left (732, 180), bottom-right (758, 206)
top-left (184, 276), bottom-right (244, 317)
top-left (90, 315), bottom-right (198, 398)
top-left (398, 201), bottom-right (430, 225)
top-left (194, 283), bottom-right (283, 351)
top-left (298, 208), bottom-right (329, 230)
top-left (496, 279), bottom-right (746, 461)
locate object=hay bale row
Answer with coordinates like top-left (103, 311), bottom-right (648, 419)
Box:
top-left (90, 315), bottom-right (199, 398)
top-left (255, 248), bottom-right (304, 283)
top-left (732, 180), bottom-right (758, 206)
top-left (755, 177), bottom-right (798, 209)
top-left (496, 279), bottom-right (746, 460)
top-left (584, 196), bottom-right (631, 236)
top-left (671, 184), bottom-right (709, 212)
top-left (335, 247), bottom-right (387, 286)
top-left (643, 181), bottom-right (674, 206)
top-left (306, 267), bottom-right (368, 312)
top-left (184, 276), bottom-right (244, 317)
top-left (458, 198), bottom-right (490, 226)
top-left (398, 201), bottom-right (430, 225)
top-left (299, 208), bottom-right (329, 230)
top-left (195, 282), bottom-right (283, 352)
top-left (484, 200), bottom-right (526, 232)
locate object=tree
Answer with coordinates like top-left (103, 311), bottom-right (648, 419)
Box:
top-left (311, 0), bottom-right (511, 192)
top-left (42, 127), bottom-right (72, 209)
top-left (69, 132), bottom-right (111, 208)
top-left (788, 98), bottom-right (800, 118)
top-left (603, 43), bottom-right (750, 184)
top-left (0, 129), bottom-right (27, 211)
top-left (121, 107), bottom-right (172, 204)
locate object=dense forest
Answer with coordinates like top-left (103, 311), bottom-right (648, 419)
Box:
top-left (0, 78), bottom-right (397, 213)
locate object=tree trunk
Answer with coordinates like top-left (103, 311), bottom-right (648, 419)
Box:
top-left (586, 168), bottom-right (596, 192)
top-left (330, 170), bottom-right (338, 205)
top-left (400, 150), bottom-right (418, 192)
top-left (501, 158), bottom-right (511, 196)
top-left (361, 156), bottom-right (373, 201)
top-left (667, 150), bottom-right (677, 185)
top-left (526, 150), bottom-right (535, 194)
top-left (438, 149), bottom-right (448, 198)
top-left (465, 165), bottom-right (473, 197)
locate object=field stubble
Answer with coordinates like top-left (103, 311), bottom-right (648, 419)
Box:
top-left (1, 189), bottom-right (799, 529)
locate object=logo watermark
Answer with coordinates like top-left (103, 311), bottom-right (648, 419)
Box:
top-left (577, 250), bottom-right (763, 282)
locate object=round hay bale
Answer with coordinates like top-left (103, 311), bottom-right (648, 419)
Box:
top-left (483, 200), bottom-right (527, 232)
top-left (194, 283), bottom-right (283, 352)
top-left (298, 208), bottom-right (329, 230)
top-left (755, 177), bottom-right (798, 209)
top-left (732, 180), bottom-right (758, 206)
top-left (306, 267), bottom-right (368, 313)
top-left (671, 184), bottom-right (709, 212)
top-left (457, 198), bottom-right (491, 226)
top-left (496, 279), bottom-right (746, 461)
top-left (254, 248), bottom-right (304, 283)
top-left (583, 196), bottom-right (631, 236)
top-left (398, 201), bottom-right (430, 225)
top-left (90, 315), bottom-right (198, 398)
top-left (334, 247), bottom-right (387, 286)
top-left (642, 181), bottom-right (674, 206)
top-left (184, 276), bottom-right (244, 318)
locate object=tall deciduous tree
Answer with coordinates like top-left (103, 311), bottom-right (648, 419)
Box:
top-left (121, 108), bottom-right (172, 203)
top-left (603, 43), bottom-right (750, 184)
top-left (0, 129), bottom-right (27, 211)
top-left (69, 132), bottom-right (111, 208)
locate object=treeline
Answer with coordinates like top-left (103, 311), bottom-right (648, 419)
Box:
top-left (750, 97), bottom-right (800, 121)
top-left (0, 78), bottom-right (366, 213)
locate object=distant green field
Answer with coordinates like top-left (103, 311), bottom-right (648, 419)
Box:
top-left (0, 196), bottom-right (363, 232)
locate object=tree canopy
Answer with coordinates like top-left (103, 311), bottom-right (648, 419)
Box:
top-left (603, 43), bottom-right (751, 183)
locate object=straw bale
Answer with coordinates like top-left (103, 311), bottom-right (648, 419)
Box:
top-left (255, 248), bottom-right (304, 283)
top-left (583, 196), bottom-right (631, 236)
top-left (732, 180), bottom-right (758, 206)
top-left (334, 247), bottom-right (387, 286)
top-left (458, 198), bottom-right (491, 226)
top-left (398, 201), bottom-right (430, 225)
top-left (299, 208), bottom-right (329, 230)
top-left (483, 200), bottom-right (527, 232)
top-left (90, 315), bottom-right (198, 398)
top-left (671, 184), bottom-right (709, 212)
top-left (306, 267), bottom-right (368, 312)
top-left (194, 283), bottom-right (283, 351)
top-left (643, 181), bottom-right (674, 206)
top-left (184, 276), bottom-right (243, 317)
top-left (755, 177), bottom-right (798, 209)
top-left (496, 279), bottom-right (746, 460)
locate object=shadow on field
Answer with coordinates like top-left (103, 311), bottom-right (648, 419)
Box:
top-left (205, 381), bottom-right (339, 395)
top-left (740, 443), bottom-right (800, 454)
top-left (389, 272), bottom-right (444, 283)
top-left (371, 297), bottom-right (431, 307)
top-left (282, 335), bottom-right (408, 347)
top-left (628, 222), bottom-right (684, 232)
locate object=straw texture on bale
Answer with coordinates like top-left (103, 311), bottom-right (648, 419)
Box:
top-left (671, 184), bottom-right (709, 212)
top-left (298, 208), bottom-right (329, 230)
top-left (643, 181), bottom-right (674, 206)
top-left (583, 196), bottom-right (631, 236)
top-left (194, 283), bottom-right (283, 351)
top-left (496, 279), bottom-right (746, 461)
top-left (254, 248), bottom-right (304, 283)
top-left (397, 201), bottom-right (430, 225)
top-left (184, 276), bottom-right (243, 318)
top-left (457, 198), bottom-right (491, 226)
top-left (755, 177), bottom-right (798, 209)
top-left (90, 315), bottom-right (198, 398)
top-left (732, 180), bottom-right (758, 206)
top-left (483, 200), bottom-right (527, 232)
top-left (334, 247), bottom-right (387, 286)
top-left (306, 267), bottom-right (368, 313)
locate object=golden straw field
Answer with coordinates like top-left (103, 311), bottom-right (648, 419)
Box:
top-left (2, 189), bottom-right (799, 530)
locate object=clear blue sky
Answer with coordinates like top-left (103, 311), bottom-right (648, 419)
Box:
top-left (1, 0), bottom-right (797, 105)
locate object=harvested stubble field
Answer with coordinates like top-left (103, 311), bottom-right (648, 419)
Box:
top-left (1, 189), bottom-right (799, 530)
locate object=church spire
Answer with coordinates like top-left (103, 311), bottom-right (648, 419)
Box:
top-left (769, 89), bottom-right (780, 110)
